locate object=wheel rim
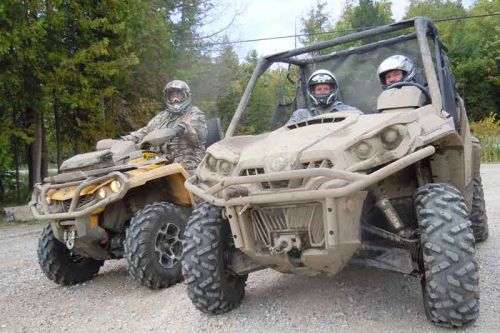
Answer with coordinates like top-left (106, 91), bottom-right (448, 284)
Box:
top-left (155, 223), bottom-right (182, 269)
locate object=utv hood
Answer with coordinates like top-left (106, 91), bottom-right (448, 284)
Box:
top-left (209, 111), bottom-right (424, 170)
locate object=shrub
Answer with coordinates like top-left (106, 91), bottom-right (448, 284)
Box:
top-left (470, 113), bottom-right (500, 162)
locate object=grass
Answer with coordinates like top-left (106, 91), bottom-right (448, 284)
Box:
top-left (470, 113), bottom-right (500, 163)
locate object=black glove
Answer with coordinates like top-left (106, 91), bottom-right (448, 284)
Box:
top-left (175, 124), bottom-right (186, 137)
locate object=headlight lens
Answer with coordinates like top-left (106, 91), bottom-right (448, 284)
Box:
top-left (354, 141), bottom-right (372, 159)
top-left (97, 188), bottom-right (107, 199)
top-left (205, 154), bottom-right (234, 175)
top-left (380, 127), bottom-right (402, 149)
top-left (206, 155), bottom-right (217, 169)
top-left (219, 161), bottom-right (233, 175)
top-left (110, 180), bottom-right (121, 193)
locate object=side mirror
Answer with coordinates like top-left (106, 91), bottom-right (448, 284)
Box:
top-left (140, 128), bottom-right (178, 147)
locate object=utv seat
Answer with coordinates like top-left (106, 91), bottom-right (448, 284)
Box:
top-left (377, 84), bottom-right (429, 112)
top-left (206, 117), bottom-right (224, 147)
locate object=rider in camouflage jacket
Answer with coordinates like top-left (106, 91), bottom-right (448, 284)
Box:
top-left (121, 80), bottom-right (207, 174)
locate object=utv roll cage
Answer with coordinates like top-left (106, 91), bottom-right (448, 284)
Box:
top-left (225, 17), bottom-right (459, 137)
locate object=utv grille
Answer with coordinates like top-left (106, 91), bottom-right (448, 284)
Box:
top-left (241, 168), bottom-right (265, 176)
top-left (251, 204), bottom-right (324, 248)
top-left (287, 116), bottom-right (345, 130)
top-left (240, 159), bottom-right (333, 190)
top-left (298, 159), bottom-right (334, 169)
top-left (240, 168), bottom-right (290, 190)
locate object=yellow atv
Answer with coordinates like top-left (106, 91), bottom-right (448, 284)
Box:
top-left (30, 119), bottom-right (222, 289)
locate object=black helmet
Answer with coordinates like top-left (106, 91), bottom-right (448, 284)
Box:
top-left (307, 69), bottom-right (339, 107)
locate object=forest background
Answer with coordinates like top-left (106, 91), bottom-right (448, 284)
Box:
top-left (0, 0), bottom-right (498, 204)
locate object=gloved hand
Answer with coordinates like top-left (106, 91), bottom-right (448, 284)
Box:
top-left (175, 124), bottom-right (186, 137)
top-left (140, 127), bottom-right (182, 147)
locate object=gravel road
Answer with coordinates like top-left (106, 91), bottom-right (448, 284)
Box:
top-left (1, 165), bottom-right (499, 333)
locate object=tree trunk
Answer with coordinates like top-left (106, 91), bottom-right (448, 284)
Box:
top-left (29, 107), bottom-right (43, 188)
top-left (54, 95), bottom-right (62, 172)
top-left (12, 109), bottom-right (20, 200)
top-left (41, 110), bottom-right (48, 180)
top-left (73, 110), bottom-right (78, 155)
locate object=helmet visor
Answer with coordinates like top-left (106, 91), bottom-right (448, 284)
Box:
top-left (166, 90), bottom-right (187, 103)
top-left (310, 83), bottom-right (336, 95)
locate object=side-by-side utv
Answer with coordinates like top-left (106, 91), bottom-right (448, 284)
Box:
top-left (181, 17), bottom-right (488, 327)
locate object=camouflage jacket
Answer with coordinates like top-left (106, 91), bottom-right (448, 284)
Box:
top-left (286, 101), bottom-right (359, 125)
top-left (121, 106), bottom-right (207, 173)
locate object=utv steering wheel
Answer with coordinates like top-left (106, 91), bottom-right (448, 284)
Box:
top-left (385, 81), bottom-right (431, 104)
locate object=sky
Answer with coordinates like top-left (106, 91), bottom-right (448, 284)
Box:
top-left (204, 0), bottom-right (476, 58)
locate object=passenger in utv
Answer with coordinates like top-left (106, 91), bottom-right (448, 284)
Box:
top-left (287, 69), bottom-right (359, 124)
top-left (377, 54), bottom-right (417, 89)
top-left (376, 55), bottom-right (429, 111)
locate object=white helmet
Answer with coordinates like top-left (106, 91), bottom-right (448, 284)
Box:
top-left (377, 55), bottom-right (416, 89)
top-left (163, 80), bottom-right (192, 114)
top-left (307, 69), bottom-right (339, 107)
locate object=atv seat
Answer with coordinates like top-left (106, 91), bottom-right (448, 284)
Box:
top-left (206, 117), bottom-right (224, 147)
top-left (60, 141), bottom-right (138, 172)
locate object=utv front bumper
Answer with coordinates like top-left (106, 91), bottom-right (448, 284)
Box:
top-left (186, 146), bottom-right (435, 206)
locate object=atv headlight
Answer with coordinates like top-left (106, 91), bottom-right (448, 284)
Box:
top-left (110, 180), bottom-right (121, 193)
top-left (97, 188), bottom-right (107, 199)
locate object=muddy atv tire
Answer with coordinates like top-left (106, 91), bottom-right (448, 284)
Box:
top-left (182, 203), bottom-right (247, 314)
top-left (416, 183), bottom-right (480, 327)
top-left (470, 176), bottom-right (488, 242)
top-left (37, 224), bottom-right (104, 285)
top-left (124, 202), bottom-right (186, 289)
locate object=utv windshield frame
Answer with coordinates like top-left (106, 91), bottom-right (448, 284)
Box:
top-left (225, 17), bottom-right (458, 138)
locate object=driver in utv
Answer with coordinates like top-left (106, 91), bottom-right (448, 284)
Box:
top-left (287, 69), bottom-right (359, 124)
top-left (119, 80), bottom-right (207, 174)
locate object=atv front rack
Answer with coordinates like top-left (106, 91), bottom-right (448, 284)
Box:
top-left (185, 146), bottom-right (435, 206)
top-left (30, 171), bottom-right (130, 220)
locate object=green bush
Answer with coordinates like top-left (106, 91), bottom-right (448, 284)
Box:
top-left (470, 113), bottom-right (500, 162)
top-left (0, 171), bottom-right (31, 207)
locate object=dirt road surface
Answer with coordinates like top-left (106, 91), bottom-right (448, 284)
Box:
top-left (1, 165), bottom-right (499, 332)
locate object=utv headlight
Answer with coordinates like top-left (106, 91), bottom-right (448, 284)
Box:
top-left (354, 141), bottom-right (372, 160)
top-left (206, 155), bottom-right (217, 170)
top-left (380, 127), bottom-right (402, 149)
top-left (219, 161), bottom-right (233, 175)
